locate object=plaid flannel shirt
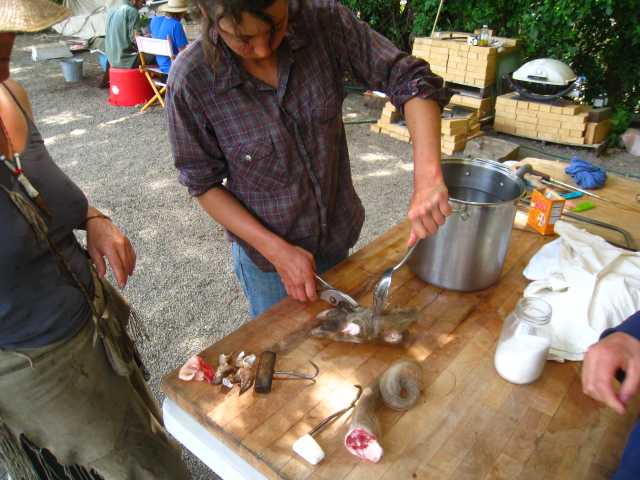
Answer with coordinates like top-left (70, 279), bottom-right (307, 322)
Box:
top-left (166, 0), bottom-right (451, 271)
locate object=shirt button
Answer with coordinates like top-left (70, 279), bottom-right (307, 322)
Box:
top-left (244, 154), bottom-right (252, 162)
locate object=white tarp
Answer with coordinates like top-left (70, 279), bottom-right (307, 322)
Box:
top-left (52, 0), bottom-right (120, 40)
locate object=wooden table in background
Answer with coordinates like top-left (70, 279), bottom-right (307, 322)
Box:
top-left (162, 158), bottom-right (640, 480)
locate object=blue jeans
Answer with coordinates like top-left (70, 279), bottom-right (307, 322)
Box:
top-left (232, 243), bottom-right (348, 318)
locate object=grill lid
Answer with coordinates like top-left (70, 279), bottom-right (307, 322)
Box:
top-left (512, 58), bottom-right (577, 87)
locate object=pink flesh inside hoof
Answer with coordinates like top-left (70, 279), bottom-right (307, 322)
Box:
top-left (342, 322), bottom-right (361, 336)
top-left (345, 428), bottom-right (383, 463)
top-left (178, 355), bottom-right (215, 383)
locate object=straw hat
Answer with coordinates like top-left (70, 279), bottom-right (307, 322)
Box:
top-left (0, 0), bottom-right (70, 33)
top-left (159, 0), bottom-right (189, 14)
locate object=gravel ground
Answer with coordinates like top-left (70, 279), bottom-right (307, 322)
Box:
top-left (7, 31), bottom-right (639, 480)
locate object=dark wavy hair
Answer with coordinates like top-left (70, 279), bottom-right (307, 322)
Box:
top-left (191, 0), bottom-right (278, 68)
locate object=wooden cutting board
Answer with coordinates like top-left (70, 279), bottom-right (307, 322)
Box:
top-left (162, 158), bottom-right (640, 480)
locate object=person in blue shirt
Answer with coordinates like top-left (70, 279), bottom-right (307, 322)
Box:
top-left (583, 311), bottom-right (640, 479)
top-left (151, 0), bottom-right (189, 73)
top-left (149, 13), bottom-right (165, 38)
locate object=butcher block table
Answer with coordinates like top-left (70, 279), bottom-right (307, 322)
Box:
top-left (162, 158), bottom-right (640, 480)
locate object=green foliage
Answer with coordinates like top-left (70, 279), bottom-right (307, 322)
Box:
top-left (344, 0), bottom-right (640, 115)
top-left (139, 14), bottom-right (151, 28)
top-left (341, 0), bottom-right (414, 51)
top-left (611, 106), bottom-right (633, 135)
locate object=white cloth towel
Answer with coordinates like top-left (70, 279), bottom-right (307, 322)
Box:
top-left (522, 220), bottom-right (640, 361)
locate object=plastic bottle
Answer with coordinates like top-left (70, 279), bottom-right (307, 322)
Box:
top-left (479, 25), bottom-right (491, 47)
top-left (494, 298), bottom-right (552, 384)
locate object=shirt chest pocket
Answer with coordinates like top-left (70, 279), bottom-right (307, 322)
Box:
top-left (312, 88), bottom-right (341, 123)
top-left (226, 138), bottom-right (287, 192)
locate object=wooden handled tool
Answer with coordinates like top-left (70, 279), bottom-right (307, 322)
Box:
top-left (255, 351), bottom-right (277, 394)
top-left (254, 351), bottom-right (320, 394)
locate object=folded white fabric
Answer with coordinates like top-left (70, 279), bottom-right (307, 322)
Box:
top-left (522, 220), bottom-right (640, 361)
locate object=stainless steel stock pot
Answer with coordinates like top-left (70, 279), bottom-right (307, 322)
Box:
top-left (408, 158), bottom-right (526, 291)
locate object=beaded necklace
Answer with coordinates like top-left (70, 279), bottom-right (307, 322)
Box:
top-left (0, 105), bottom-right (51, 219)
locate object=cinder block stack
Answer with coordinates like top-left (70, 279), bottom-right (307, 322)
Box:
top-left (411, 33), bottom-right (519, 122)
top-left (412, 37), bottom-right (498, 88)
top-left (493, 93), bottom-right (609, 145)
top-left (448, 94), bottom-right (494, 120)
top-left (584, 108), bottom-right (612, 144)
top-left (371, 102), bottom-right (481, 155)
top-left (370, 102), bottom-right (410, 142)
top-left (441, 112), bottom-right (481, 155)
top-left (584, 120), bottom-right (611, 144)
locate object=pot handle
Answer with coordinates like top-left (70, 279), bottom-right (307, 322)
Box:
top-left (450, 203), bottom-right (470, 221)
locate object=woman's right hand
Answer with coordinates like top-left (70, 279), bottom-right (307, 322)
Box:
top-left (194, 188), bottom-right (319, 302)
top-left (85, 209), bottom-right (136, 289)
top-left (269, 242), bottom-right (318, 303)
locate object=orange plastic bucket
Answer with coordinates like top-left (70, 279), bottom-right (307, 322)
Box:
top-left (108, 67), bottom-right (154, 107)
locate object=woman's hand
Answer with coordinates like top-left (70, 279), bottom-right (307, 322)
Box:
top-left (582, 332), bottom-right (640, 415)
top-left (268, 242), bottom-right (317, 303)
top-left (407, 181), bottom-right (451, 246)
top-left (85, 211), bottom-right (136, 289)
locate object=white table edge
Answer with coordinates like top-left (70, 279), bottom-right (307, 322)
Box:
top-left (163, 398), bottom-right (268, 480)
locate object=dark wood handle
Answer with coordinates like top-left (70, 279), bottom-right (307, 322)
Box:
top-left (254, 351), bottom-right (277, 394)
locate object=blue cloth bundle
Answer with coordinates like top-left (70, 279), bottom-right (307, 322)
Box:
top-left (564, 157), bottom-right (607, 189)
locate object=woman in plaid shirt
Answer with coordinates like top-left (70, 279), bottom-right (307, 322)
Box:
top-left (166, 0), bottom-right (453, 317)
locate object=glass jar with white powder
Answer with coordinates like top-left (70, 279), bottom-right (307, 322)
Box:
top-left (494, 298), bottom-right (552, 384)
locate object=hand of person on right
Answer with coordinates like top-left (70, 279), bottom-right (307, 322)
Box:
top-left (582, 332), bottom-right (640, 415)
top-left (269, 242), bottom-right (318, 303)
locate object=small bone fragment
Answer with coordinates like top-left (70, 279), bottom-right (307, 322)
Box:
top-left (242, 353), bottom-right (257, 367)
top-left (222, 375), bottom-right (235, 389)
top-left (235, 351), bottom-right (246, 368)
top-left (213, 353), bottom-right (235, 384)
top-left (213, 364), bottom-right (234, 385)
top-left (236, 366), bottom-right (254, 393)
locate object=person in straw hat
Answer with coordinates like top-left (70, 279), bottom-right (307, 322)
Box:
top-left (0, 1), bottom-right (189, 479)
top-left (151, 0), bottom-right (190, 74)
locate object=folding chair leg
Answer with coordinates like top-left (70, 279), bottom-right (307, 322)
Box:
top-left (141, 93), bottom-right (160, 112)
top-left (157, 86), bottom-right (166, 108)
top-left (140, 86), bottom-right (167, 112)
top-left (141, 71), bottom-right (167, 112)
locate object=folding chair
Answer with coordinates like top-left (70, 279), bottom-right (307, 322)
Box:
top-left (135, 35), bottom-right (174, 112)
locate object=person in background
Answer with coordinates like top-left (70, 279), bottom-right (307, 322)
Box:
top-left (582, 311), bottom-right (640, 479)
top-left (166, 0), bottom-right (452, 319)
top-left (105, 0), bottom-right (144, 69)
top-left (149, 9), bottom-right (165, 37)
top-left (151, 0), bottom-right (190, 74)
top-left (0, 1), bottom-right (189, 478)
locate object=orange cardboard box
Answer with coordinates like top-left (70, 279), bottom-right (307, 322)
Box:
top-left (527, 189), bottom-right (565, 235)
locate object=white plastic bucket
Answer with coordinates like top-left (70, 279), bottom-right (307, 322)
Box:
top-left (60, 57), bottom-right (83, 82)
